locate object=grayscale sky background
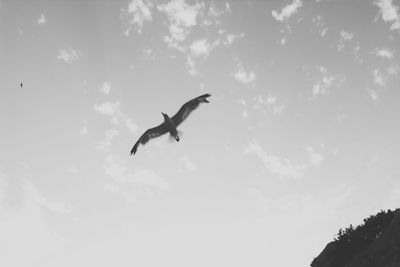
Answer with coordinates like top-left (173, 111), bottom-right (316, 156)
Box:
top-left (1, 0), bottom-right (400, 266)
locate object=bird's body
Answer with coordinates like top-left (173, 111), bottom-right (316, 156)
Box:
top-left (130, 93), bottom-right (211, 155)
top-left (162, 113), bottom-right (179, 141)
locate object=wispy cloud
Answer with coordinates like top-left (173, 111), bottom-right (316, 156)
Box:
top-left (272, 0), bottom-right (303, 22)
top-left (306, 146), bottom-right (324, 166)
top-left (244, 141), bottom-right (307, 179)
top-left (94, 101), bottom-right (121, 117)
top-left (57, 49), bottom-right (81, 64)
top-left (312, 15), bottom-right (328, 37)
top-left (121, 0), bottom-right (154, 35)
top-left (104, 154), bottom-right (169, 200)
top-left (374, 0), bottom-right (400, 31)
top-left (97, 129), bottom-right (119, 151)
top-left (309, 65), bottom-right (345, 97)
top-left (37, 14), bottom-right (47, 25)
top-left (337, 30), bottom-right (354, 51)
top-left (180, 156), bottom-right (197, 172)
top-left (252, 95), bottom-right (285, 116)
top-left (94, 101), bottom-right (138, 134)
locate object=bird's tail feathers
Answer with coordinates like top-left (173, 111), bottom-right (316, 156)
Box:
top-left (168, 130), bottom-right (183, 142)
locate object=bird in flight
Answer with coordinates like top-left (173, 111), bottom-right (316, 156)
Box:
top-left (130, 93), bottom-right (211, 155)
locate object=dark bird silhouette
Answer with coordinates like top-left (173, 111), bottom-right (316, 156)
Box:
top-left (20, 83), bottom-right (23, 88)
top-left (130, 93), bottom-right (211, 155)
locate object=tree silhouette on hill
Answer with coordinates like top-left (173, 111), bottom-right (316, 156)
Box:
top-left (311, 208), bottom-right (399, 267)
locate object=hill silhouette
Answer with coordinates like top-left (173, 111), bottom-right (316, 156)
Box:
top-left (311, 208), bottom-right (400, 267)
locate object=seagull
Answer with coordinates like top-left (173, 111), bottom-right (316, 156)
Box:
top-left (130, 93), bottom-right (211, 155)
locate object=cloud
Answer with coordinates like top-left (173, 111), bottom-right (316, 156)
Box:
top-left (99, 82), bottom-right (111, 95)
top-left (94, 101), bottom-right (138, 134)
top-left (312, 15), bottom-right (328, 37)
top-left (94, 101), bottom-right (121, 116)
top-left (97, 129), bottom-right (119, 151)
top-left (337, 30), bottom-right (354, 51)
top-left (252, 95), bottom-right (285, 116)
top-left (0, 178), bottom-right (69, 266)
top-left (37, 14), bottom-right (46, 24)
top-left (57, 49), bottom-right (81, 64)
top-left (374, 48), bottom-right (394, 59)
top-left (373, 68), bottom-right (386, 86)
top-left (310, 65), bottom-right (345, 97)
top-left (233, 62), bottom-right (256, 85)
top-left (103, 154), bottom-right (169, 200)
top-left (158, 0), bottom-right (202, 46)
top-left (374, 0), bottom-right (400, 31)
top-left (272, 0), bottom-right (303, 22)
top-left (190, 39), bottom-right (211, 57)
top-left (180, 156), bottom-right (197, 172)
top-left (122, 0), bottom-right (154, 35)
top-left (306, 146), bottom-right (324, 166)
top-left (244, 141), bottom-right (307, 179)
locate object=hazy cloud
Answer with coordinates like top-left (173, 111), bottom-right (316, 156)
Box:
top-left (97, 129), bottom-right (119, 151)
top-left (245, 141), bottom-right (307, 179)
top-left (375, 48), bottom-right (394, 59)
top-left (37, 14), bottom-right (47, 24)
top-left (94, 101), bottom-right (121, 117)
top-left (99, 82), bottom-right (111, 95)
top-left (57, 49), bottom-right (81, 63)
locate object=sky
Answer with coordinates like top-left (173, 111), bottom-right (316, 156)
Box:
top-left (1, 0), bottom-right (400, 266)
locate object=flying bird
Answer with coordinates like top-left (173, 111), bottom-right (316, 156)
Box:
top-left (130, 93), bottom-right (211, 155)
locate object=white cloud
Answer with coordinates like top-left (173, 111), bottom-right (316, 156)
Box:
top-left (233, 62), bottom-right (256, 85)
top-left (22, 180), bottom-right (72, 215)
top-left (310, 65), bottom-right (345, 97)
top-left (368, 87), bottom-right (379, 100)
top-left (337, 30), bottom-right (354, 51)
top-left (57, 49), bottom-right (81, 64)
top-left (104, 154), bottom-right (169, 200)
top-left (99, 82), bottom-right (111, 95)
top-left (37, 14), bottom-right (46, 24)
top-left (223, 33), bottom-right (245, 46)
top-left (373, 69), bottom-right (386, 86)
top-left (375, 0), bottom-right (400, 31)
top-left (306, 146), bottom-right (324, 166)
top-left (312, 15), bottom-right (328, 37)
top-left (387, 64), bottom-right (399, 74)
top-left (252, 95), bottom-right (285, 116)
top-left (272, 0), bottom-right (303, 22)
top-left (375, 48), bottom-right (393, 59)
top-left (122, 0), bottom-right (154, 35)
top-left (79, 126), bottom-right (88, 135)
top-left (180, 156), bottom-right (197, 172)
top-left (97, 129), bottom-right (119, 151)
top-left (244, 141), bottom-right (306, 179)
top-left (94, 101), bottom-right (121, 116)
top-left (158, 0), bottom-right (202, 46)
top-left (190, 39), bottom-right (211, 57)
top-left (94, 101), bottom-right (139, 134)
top-left (0, 177), bottom-right (68, 266)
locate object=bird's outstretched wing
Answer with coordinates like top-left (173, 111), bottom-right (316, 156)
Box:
top-left (130, 123), bottom-right (168, 155)
top-left (171, 93), bottom-right (211, 127)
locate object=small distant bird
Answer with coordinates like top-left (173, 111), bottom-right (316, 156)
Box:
top-left (20, 83), bottom-right (23, 88)
top-left (130, 93), bottom-right (211, 155)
